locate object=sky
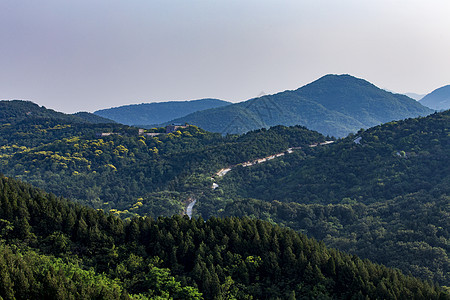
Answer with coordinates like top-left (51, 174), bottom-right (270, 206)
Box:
top-left (1, 0), bottom-right (449, 113)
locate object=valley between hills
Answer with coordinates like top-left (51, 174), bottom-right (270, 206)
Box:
top-left (0, 75), bottom-right (449, 299)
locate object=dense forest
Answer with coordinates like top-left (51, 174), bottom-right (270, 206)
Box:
top-left (1, 175), bottom-right (447, 299)
top-left (200, 111), bottom-right (450, 284)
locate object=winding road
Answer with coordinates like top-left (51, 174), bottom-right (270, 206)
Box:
top-left (186, 199), bottom-right (197, 219)
top-left (185, 140), bottom-right (335, 215)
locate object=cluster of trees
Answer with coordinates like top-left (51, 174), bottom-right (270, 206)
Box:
top-left (1, 175), bottom-right (447, 299)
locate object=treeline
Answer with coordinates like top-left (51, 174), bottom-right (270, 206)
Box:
top-left (1, 175), bottom-right (447, 299)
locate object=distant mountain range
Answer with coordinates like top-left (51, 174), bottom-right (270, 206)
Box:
top-left (166, 74), bottom-right (433, 137)
top-left (420, 85), bottom-right (450, 111)
top-left (94, 98), bottom-right (231, 126)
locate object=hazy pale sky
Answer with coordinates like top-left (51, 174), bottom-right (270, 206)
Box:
top-left (1, 0), bottom-right (449, 113)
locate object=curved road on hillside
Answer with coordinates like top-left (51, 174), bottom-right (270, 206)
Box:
top-left (186, 199), bottom-right (197, 219)
top-left (185, 140), bottom-right (335, 215)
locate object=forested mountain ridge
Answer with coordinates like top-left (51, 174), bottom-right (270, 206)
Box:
top-left (202, 110), bottom-right (450, 284)
top-left (0, 100), bottom-right (112, 124)
top-left (0, 175), bottom-right (447, 299)
top-left (94, 98), bottom-right (231, 126)
top-left (420, 85), bottom-right (450, 111)
top-left (166, 74), bottom-right (433, 137)
top-left (218, 110), bottom-right (449, 205)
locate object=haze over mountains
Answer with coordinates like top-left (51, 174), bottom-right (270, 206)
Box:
top-left (404, 92), bottom-right (425, 101)
top-left (165, 74), bottom-right (432, 137)
top-left (92, 75), bottom-right (435, 137)
top-left (420, 85), bottom-right (450, 111)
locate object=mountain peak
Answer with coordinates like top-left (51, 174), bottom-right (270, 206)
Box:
top-left (420, 85), bottom-right (450, 110)
top-left (300, 74), bottom-right (375, 90)
top-left (166, 74), bottom-right (432, 137)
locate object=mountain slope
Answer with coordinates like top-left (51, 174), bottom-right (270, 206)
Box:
top-left (168, 75), bottom-right (433, 137)
top-left (420, 85), bottom-right (450, 110)
top-left (204, 110), bottom-right (450, 284)
top-left (94, 98), bottom-right (231, 126)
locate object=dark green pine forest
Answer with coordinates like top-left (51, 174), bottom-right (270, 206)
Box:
top-left (0, 175), bottom-right (448, 299)
top-left (0, 100), bottom-right (449, 298)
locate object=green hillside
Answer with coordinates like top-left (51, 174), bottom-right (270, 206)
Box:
top-left (94, 98), bottom-right (231, 126)
top-left (168, 75), bottom-right (433, 137)
top-left (0, 105), bottom-right (326, 216)
top-left (202, 110), bottom-right (450, 284)
top-left (0, 175), bottom-right (447, 299)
